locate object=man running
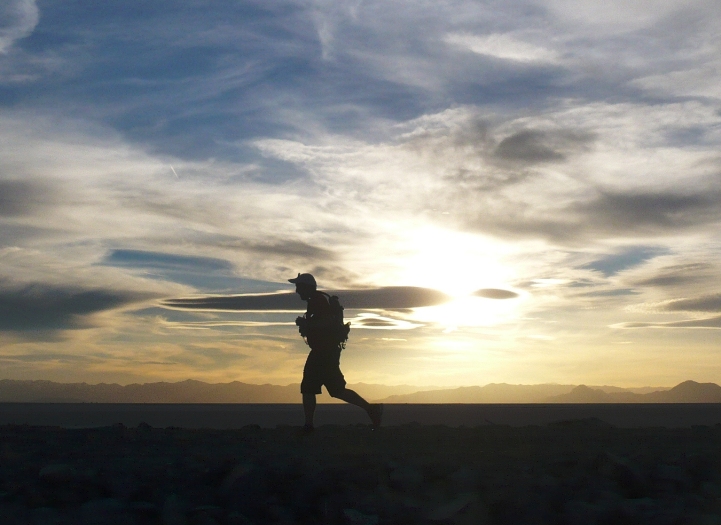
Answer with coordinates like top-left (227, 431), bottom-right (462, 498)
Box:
top-left (289, 273), bottom-right (383, 432)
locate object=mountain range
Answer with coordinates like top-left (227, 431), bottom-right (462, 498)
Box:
top-left (0, 379), bottom-right (719, 403)
top-left (0, 380), bottom-right (418, 404)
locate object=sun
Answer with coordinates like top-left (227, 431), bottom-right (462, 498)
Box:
top-left (410, 294), bottom-right (522, 329)
top-left (385, 226), bottom-right (524, 328)
top-left (400, 226), bottom-right (513, 297)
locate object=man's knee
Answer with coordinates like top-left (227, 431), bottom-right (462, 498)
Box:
top-left (326, 385), bottom-right (346, 399)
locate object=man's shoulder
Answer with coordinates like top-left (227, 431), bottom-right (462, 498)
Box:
top-left (308, 291), bottom-right (330, 312)
top-left (310, 290), bottom-right (329, 301)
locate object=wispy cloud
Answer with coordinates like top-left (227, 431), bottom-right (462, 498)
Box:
top-left (0, 281), bottom-right (153, 334)
top-left (617, 316), bottom-right (721, 330)
top-left (473, 289), bottom-right (519, 299)
top-left (664, 294), bottom-right (721, 312)
top-left (163, 286), bottom-right (451, 312)
top-left (445, 33), bottom-right (559, 64)
top-left (0, 0), bottom-right (38, 54)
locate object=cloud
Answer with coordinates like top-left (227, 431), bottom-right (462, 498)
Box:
top-left (104, 249), bottom-right (235, 273)
top-left (211, 237), bottom-right (336, 260)
top-left (544, 0), bottom-right (693, 33)
top-left (347, 313), bottom-right (423, 330)
top-left (617, 316), bottom-right (721, 329)
top-left (494, 130), bottom-right (564, 163)
top-left (163, 286), bottom-right (451, 312)
top-left (575, 191), bottom-right (720, 233)
top-left (577, 289), bottom-right (639, 297)
top-left (473, 288), bottom-right (519, 299)
top-left (0, 0), bottom-right (38, 54)
top-left (0, 179), bottom-right (55, 217)
top-left (664, 294), bottom-right (721, 312)
top-left (631, 263), bottom-right (714, 288)
top-left (479, 189), bottom-right (721, 244)
top-left (444, 33), bottom-right (559, 64)
top-left (0, 281), bottom-right (153, 333)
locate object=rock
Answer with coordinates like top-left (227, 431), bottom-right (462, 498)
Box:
top-left (332, 464), bottom-right (379, 490)
top-left (564, 500), bottom-right (601, 525)
top-left (80, 497), bottom-right (127, 525)
top-left (226, 511), bottom-right (254, 525)
top-left (129, 501), bottom-right (159, 517)
top-left (695, 514), bottom-right (721, 525)
top-left (449, 466), bottom-right (478, 492)
top-left (388, 465), bottom-right (424, 493)
top-left (487, 495), bottom-right (531, 525)
top-left (700, 482), bottom-right (721, 500)
top-left (655, 463), bottom-right (690, 492)
top-left (427, 492), bottom-right (477, 522)
top-left (375, 495), bottom-right (424, 525)
top-left (38, 464), bottom-right (77, 484)
top-left (549, 417), bottom-right (613, 429)
top-left (29, 506), bottom-right (64, 525)
top-left (219, 463), bottom-right (254, 495)
top-left (618, 497), bottom-right (657, 521)
top-left (597, 452), bottom-right (648, 498)
top-left (686, 454), bottom-right (715, 485)
top-left (191, 505), bottom-right (224, 519)
top-left (103, 471), bottom-right (140, 500)
top-left (192, 515), bottom-right (221, 525)
top-left (0, 503), bottom-right (27, 525)
top-left (162, 493), bottom-right (188, 525)
top-left (343, 508), bottom-right (380, 525)
top-left (136, 422), bottom-right (152, 432)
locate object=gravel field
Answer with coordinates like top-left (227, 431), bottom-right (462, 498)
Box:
top-left (2, 420), bottom-right (721, 524)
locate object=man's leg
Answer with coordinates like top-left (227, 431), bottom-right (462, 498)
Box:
top-left (330, 387), bottom-right (369, 411)
top-left (301, 350), bottom-right (321, 430)
top-left (328, 387), bottom-right (383, 428)
top-left (302, 392), bottom-right (316, 428)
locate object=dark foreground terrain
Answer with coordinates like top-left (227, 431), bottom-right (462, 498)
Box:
top-left (1, 421), bottom-right (721, 524)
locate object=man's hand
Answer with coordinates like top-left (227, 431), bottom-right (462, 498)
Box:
top-left (295, 316), bottom-right (308, 337)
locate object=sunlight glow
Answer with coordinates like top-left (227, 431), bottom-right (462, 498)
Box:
top-left (399, 226), bottom-right (513, 298)
top-left (411, 294), bottom-right (522, 329)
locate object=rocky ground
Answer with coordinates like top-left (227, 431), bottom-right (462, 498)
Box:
top-left (1, 419), bottom-right (721, 524)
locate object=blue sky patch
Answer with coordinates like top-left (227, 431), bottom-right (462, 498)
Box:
top-left (581, 246), bottom-right (666, 277)
top-left (102, 249), bottom-right (282, 293)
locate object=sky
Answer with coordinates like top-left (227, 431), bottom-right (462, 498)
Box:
top-left (1, 0), bottom-right (721, 388)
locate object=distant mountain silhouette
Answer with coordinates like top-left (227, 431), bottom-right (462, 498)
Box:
top-left (0, 379), bottom-right (713, 403)
top-left (0, 379), bottom-right (421, 404)
top-left (547, 385), bottom-right (639, 403)
top-left (377, 383), bottom-right (577, 403)
top-left (546, 381), bottom-right (721, 403)
top-left (641, 380), bottom-right (721, 402)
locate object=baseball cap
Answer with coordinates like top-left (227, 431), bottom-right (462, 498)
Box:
top-left (288, 273), bottom-right (316, 287)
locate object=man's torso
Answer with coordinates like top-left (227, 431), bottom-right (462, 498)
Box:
top-left (306, 291), bottom-right (337, 351)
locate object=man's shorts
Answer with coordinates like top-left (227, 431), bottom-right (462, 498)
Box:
top-left (300, 347), bottom-right (346, 395)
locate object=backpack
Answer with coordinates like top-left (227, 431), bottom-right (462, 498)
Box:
top-left (320, 292), bottom-right (351, 349)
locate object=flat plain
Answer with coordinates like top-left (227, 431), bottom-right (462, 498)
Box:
top-left (3, 403), bottom-right (721, 429)
top-left (1, 414), bottom-right (721, 524)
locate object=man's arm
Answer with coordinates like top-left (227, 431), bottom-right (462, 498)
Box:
top-left (296, 292), bottom-right (333, 336)
top-left (295, 312), bottom-right (333, 336)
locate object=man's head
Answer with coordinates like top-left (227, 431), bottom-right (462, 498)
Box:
top-left (289, 273), bottom-right (316, 301)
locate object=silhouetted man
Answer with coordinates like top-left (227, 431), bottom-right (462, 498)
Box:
top-left (289, 273), bottom-right (382, 432)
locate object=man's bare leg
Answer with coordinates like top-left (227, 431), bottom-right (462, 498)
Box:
top-left (331, 388), bottom-right (383, 428)
top-left (332, 388), bottom-right (370, 411)
top-left (302, 393), bottom-right (316, 429)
